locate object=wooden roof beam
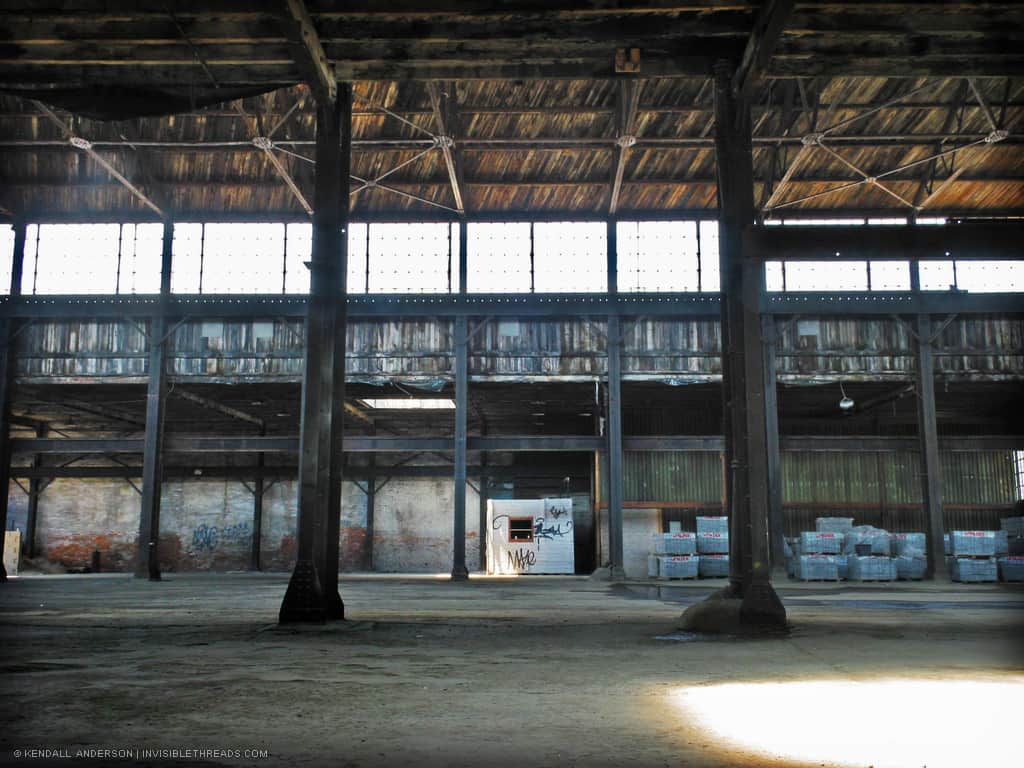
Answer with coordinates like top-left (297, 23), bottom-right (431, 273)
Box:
top-left (732, 0), bottom-right (794, 103)
top-left (281, 0), bottom-right (336, 103)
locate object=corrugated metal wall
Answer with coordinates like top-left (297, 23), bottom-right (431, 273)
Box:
top-left (602, 448), bottom-right (1018, 536)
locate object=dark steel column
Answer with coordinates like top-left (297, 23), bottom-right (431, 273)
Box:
top-left (321, 83), bottom-right (353, 620)
top-left (451, 313), bottom-right (470, 580)
top-left (135, 220), bottom-right (172, 581)
top-left (915, 314), bottom-right (949, 580)
top-left (251, 449), bottom-right (264, 571)
top-left (280, 84), bottom-right (350, 623)
top-left (761, 315), bottom-right (785, 568)
top-left (606, 220), bottom-right (625, 579)
top-left (364, 455), bottom-right (375, 572)
top-left (24, 425), bottom-right (44, 559)
top-left (479, 459), bottom-right (488, 572)
top-left (713, 62), bottom-right (784, 624)
top-left (0, 223), bottom-right (26, 581)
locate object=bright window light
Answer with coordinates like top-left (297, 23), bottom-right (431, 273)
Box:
top-left (32, 223), bottom-right (121, 294)
top-left (783, 218), bottom-right (865, 226)
top-left (867, 217), bottom-right (908, 225)
top-left (617, 221), bottom-right (698, 292)
top-left (951, 260), bottom-right (1024, 293)
top-left (869, 260), bottom-right (911, 291)
top-left (533, 221), bottom-right (606, 292)
top-left (170, 223), bottom-right (203, 293)
top-left (782, 260), bottom-right (868, 291)
top-left (284, 223), bottom-right (368, 295)
top-left (919, 259), bottom-right (956, 290)
top-left (117, 223), bottom-right (163, 294)
top-left (916, 217), bottom-right (948, 225)
top-left (468, 222), bottom-right (531, 293)
top-left (368, 223), bottom-right (451, 293)
top-left (699, 221), bottom-right (720, 291)
top-left (0, 225), bottom-right (14, 294)
top-left (765, 261), bottom-right (785, 292)
top-left (201, 223), bottom-right (285, 293)
top-left (359, 398), bottom-right (455, 409)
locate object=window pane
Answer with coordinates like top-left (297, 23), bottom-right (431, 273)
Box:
top-left (953, 260), bottom-right (1024, 293)
top-left (22, 224), bottom-right (38, 294)
top-left (0, 225), bottom-right (14, 295)
top-left (170, 223), bottom-right (203, 293)
top-left (368, 223), bottom-right (450, 293)
top-left (783, 261), bottom-right (868, 291)
top-left (120, 223), bottom-right (163, 294)
top-left (869, 261), bottom-right (910, 291)
top-left (765, 261), bottom-right (784, 292)
top-left (534, 222), bottom-right (606, 292)
top-left (34, 224), bottom-right (120, 294)
top-left (918, 260), bottom-right (955, 291)
top-left (284, 223), bottom-right (369, 294)
top-left (347, 223), bottom-right (368, 293)
top-left (201, 223), bottom-right (285, 293)
top-left (468, 222), bottom-right (531, 293)
top-left (699, 221), bottom-right (720, 292)
top-left (616, 221), bottom-right (697, 292)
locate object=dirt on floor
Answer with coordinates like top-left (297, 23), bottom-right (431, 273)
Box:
top-left (0, 573), bottom-right (1022, 768)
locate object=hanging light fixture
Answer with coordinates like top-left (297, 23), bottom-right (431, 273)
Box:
top-left (839, 382), bottom-right (855, 411)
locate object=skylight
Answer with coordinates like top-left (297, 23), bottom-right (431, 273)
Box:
top-left (359, 398), bottom-right (456, 410)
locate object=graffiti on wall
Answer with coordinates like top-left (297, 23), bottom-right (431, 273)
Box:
top-left (191, 522), bottom-right (252, 552)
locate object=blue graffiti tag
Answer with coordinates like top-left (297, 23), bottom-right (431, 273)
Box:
top-left (534, 517), bottom-right (573, 540)
top-left (191, 522), bottom-right (251, 552)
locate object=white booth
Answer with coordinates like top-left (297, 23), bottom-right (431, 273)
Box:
top-left (487, 498), bottom-right (575, 575)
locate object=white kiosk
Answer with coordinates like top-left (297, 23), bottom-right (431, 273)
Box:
top-left (487, 497), bottom-right (575, 575)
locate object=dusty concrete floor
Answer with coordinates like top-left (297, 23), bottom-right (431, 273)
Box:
top-left (0, 573), bottom-right (1022, 768)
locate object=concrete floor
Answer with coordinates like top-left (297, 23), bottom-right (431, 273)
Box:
top-left (1, 573), bottom-right (1022, 768)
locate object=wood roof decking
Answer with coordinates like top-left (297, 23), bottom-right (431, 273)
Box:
top-left (0, 2), bottom-right (1022, 220)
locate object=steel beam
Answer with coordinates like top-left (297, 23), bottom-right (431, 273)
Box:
top-left (23, 424), bottom-right (44, 559)
top-left (0, 223), bottom-right (25, 581)
top-left (282, 0), bottom-right (336, 104)
top-left (915, 314), bottom-right (949, 580)
top-left (714, 61), bottom-right (784, 625)
top-left (364, 452), bottom-right (375, 571)
top-left (733, 0), bottom-right (795, 103)
top-left (280, 86), bottom-right (348, 624)
top-left (135, 221), bottom-right (172, 581)
top-left (762, 315), bottom-right (785, 569)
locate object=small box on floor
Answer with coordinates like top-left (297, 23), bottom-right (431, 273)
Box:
top-left (891, 533), bottom-right (927, 557)
top-left (697, 532), bottom-right (728, 554)
top-left (800, 531), bottom-right (844, 554)
top-left (836, 554), bottom-right (849, 580)
top-left (895, 555), bottom-right (927, 580)
top-left (652, 532), bottom-right (697, 555)
top-left (698, 553), bottom-right (729, 578)
top-left (796, 554), bottom-right (841, 581)
top-left (815, 517), bottom-right (855, 535)
top-left (847, 555), bottom-right (897, 581)
top-left (659, 555), bottom-right (699, 579)
top-left (696, 516), bottom-right (729, 536)
top-left (951, 557), bottom-right (998, 583)
top-left (994, 530), bottom-right (1009, 556)
top-left (1000, 516), bottom-right (1024, 538)
top-left (843, 526), bottom-right (891, 555)
top-left (951, 530), bottom-right (997, 557)
top-left (997, 556), bottom-right (1024, 582)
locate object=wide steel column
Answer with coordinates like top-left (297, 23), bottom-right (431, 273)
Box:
top-left (761, 315), bottom-right (785, 568)
top-left (451, 313), bottom-right (470, 580)
top-left (321, 82), bottom-right (353, 620)
top-left (915, 314), bottom-right (949, 580)
top-left (280, 84), bottom-right (350, 623)
top-left (0, 223), bottom-right (26, 581)
top-left (364, 457), bottom-right (375, 571)
top-left (713, 62), bottom-right (784, 624)
top-left (135, 221), bottom-right (172, 581)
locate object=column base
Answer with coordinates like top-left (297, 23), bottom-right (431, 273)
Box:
top-left (279, 558), bottom-right (326, 623)
top-left (739, 580), bottom-right (787, 628)
top-left (451, 565), bottom-right (470, 581)
top-left (322, 589), bottom-right (345, 621)
top-left (133, 567), bottom-right (161, 581)
top-left (0, 564), bottom-right (6, 581)
top-left (680, 580), bottom-right (787, 634)
top-left (609, 565), bottom-right (627, 582)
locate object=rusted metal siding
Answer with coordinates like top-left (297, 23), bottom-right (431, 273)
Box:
top-left (15, 316), bottom-right (1024, 383)
top-left (623, 318), bottom-right (721, 378)
top-left (600, 450), bottom-right (722, 504)
top-left (16, 319), bottom-right (149, 380)
top-left (470, 319), bottom-right (605, 377)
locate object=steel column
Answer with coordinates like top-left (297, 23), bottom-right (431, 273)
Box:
top-left (251, 447), bottom-right (264, 571)
top-left (713, 61), bottom-right (784, 624)
top-left (135, 221), bottom-right (172, 581)
top-left (915, 314), bottom-right (949, 580)
top-left (479, 454), bottom-right (488, 572)
top-left (606, 314), bottom-right (625, 580)
top-left (0, 223), bottom-right (25, 581)
top-left (365, 453), bottom-right (375, 571)
top-left (24, 425), bottom-right (44, 559)
top-left (280, 83), bottom-right (349, 623)
top-left (762, 314), bottom-right (785, 569)
top-left (451, 313), bottom-right (470, 580)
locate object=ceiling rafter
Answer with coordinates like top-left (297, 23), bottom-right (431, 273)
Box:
top-left (426, 81), bottom-right (467, 214)
top-left (732, 0), bottom-right (795, 103)
top-left (609, 79), bottom-right (643, 215)
top-left (281, 0), bottom-right (336, 104)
